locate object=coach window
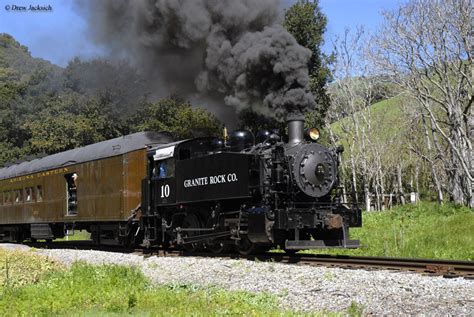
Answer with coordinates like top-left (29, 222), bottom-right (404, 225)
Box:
top-left (36, 186), bottom-right (43, 202)
top-left (14, 189), bottom-right (23, 203)
top-left (25, 187), bottom-right (34, 202)
top-left (4, 191), bottom-right (11, 204)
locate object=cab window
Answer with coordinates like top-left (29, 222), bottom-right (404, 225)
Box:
top-left (152, 159), bottom-right (175, 179)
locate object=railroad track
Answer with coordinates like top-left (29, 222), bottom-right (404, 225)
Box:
top-left (240, 253), bottom-right (474, 279)
top-left (18, 240), bottom-right (474, 279)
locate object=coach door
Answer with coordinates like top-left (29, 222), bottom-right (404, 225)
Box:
top-left (65, 173), bottom-right (78, 216)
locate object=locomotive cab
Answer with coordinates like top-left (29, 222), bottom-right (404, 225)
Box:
top-left (141, 138), bottom-right (260, 249)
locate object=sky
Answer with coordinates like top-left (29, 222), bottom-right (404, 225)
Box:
top-left (0, 0), bottom-right (405, 67)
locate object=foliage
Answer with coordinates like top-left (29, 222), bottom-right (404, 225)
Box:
top-left (371, 0), bottom-right (473, 206)
top-left (131, 98), bottom-right (222, 139)
top-left (0, 248), bottom-right (64, 289)
top-left (0, 262), bottom-right (289, 316)
top-left (63, 58), bottom-right (149, 122)
top-left (306, 202), bottom-right (474, 260)
top-left (0, 33), bottom-right (62, 83)
top-left (347, 301), bottom-right (365, 317)
top-left (238, 0), bottom-right (332, 134)
top-left (0, 34), bottom-right (224, 166)
top-left (22, 94), bottom-right (121, 154)
top-left (284, 0), bottom-right (331, 126)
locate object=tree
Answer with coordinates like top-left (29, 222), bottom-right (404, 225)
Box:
top-left (371, 0), bottom-right (473, 207)
top-left (237, 0), bottom-right (330, 131)
top-left (131, 98), bottom-right (222, 139)
top-left (63, 58), bottom-right (150, 126)
top-left (326, 28), bottom-right (378, 209)
top-left (284, 0), bottom-right (331, 126)
top-left (22, 94), bottom-right (121, 154)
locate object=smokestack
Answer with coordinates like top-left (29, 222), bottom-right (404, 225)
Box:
top-left (287, 113), bottom-right (305, 145)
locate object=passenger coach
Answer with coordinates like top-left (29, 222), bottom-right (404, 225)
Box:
top-left (0, 132), bottom-right (173, 244)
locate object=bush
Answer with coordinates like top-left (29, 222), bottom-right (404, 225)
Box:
top-left (307, 202), bottom-right (474, 260)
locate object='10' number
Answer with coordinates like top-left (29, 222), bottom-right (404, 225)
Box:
top-left (160, 184), bottom-right (170, 198)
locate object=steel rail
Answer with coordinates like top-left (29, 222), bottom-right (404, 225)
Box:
top-left (17, 241), bottom-right (474, 279)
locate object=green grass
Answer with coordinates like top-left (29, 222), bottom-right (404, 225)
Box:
top-left (56, 229), bottom-right (91, 241)
top-left (0, 261), bottom-right (288, 316)
top-left (0, 248), bottom-right (64, 288)
top-left (0, 249), bottom-right (367, 316)
top-left (0, 249), bottom-right (305, 316)
top-left (307, 202), bottom-right (474, 260)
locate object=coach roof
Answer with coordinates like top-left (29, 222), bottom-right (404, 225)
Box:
top-left (0, 131), bottom-right (174, 180)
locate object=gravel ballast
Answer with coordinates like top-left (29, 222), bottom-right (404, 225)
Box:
top-left (1, 244), bottom-right (473, 315)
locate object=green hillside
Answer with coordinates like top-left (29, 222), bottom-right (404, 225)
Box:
top-left (0, 33), bottom-right (62, 83)
top-left (330, 94), bottom-right (408, 147)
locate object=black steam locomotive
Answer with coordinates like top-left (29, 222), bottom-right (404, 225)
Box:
top-left (140, 115), bottom-right (361, 254)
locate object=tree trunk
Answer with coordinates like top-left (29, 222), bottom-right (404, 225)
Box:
top-left (422, 114), bottom-right (443, 204)
top-left (349, 150), bottom-right (358, 204)
top-left (364, 181), bottom-right (370, 212)
top-left (397, 164), bottom-right (405, 205)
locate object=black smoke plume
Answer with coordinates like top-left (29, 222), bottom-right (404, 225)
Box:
top-left (79, 0), bottom-right (315, 121)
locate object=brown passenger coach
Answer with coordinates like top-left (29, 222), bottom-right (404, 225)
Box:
top-left (0, 132), bottom-right (173, 244)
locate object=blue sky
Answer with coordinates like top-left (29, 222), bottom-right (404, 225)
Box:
top-left (0, 0), bottom-right (405, 67)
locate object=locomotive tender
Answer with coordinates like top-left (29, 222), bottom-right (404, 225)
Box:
top-left (0, 115), bottom-right (361, 253)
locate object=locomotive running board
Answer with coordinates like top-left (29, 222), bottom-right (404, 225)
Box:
top-left (285, 239), bottom-right (361, 249)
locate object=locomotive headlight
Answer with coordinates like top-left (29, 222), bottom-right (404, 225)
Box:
top-left (306, 128), bottom-right (320, 141)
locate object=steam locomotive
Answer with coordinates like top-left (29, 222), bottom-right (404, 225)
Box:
top-left (0, 115), bottom-right (361, 254)
top-left (140, 114), bottom-right (361, 254)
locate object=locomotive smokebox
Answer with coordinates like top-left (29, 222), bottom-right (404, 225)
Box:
top-left (287, 113), bottom-right (305, 145)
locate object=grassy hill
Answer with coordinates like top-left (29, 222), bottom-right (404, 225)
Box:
top-left (330, 93), bottom-right (408, 148)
